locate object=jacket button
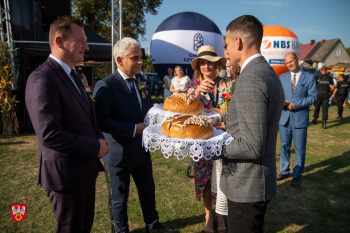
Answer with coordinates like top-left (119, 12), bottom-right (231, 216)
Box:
top-left (291, 98), bottom-right (293, 100)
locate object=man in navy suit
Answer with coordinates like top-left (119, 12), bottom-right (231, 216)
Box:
top-left (25, 16), bottom-right (109, 232)
top-left (277, 53), bottom-right (318, 187)
top-left (93, 38), bottom-right (175, 233)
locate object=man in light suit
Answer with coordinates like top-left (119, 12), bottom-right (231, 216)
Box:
top-left (220, 15), bottom-right (285, 232)
top-left (278, 53), bottom-right (318, 187)
top-left (93, 38), bottom-right (175, 233)
top-left (25, 16), bottom-right (109, 232)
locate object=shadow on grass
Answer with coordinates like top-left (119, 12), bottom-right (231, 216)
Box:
top-left (324, 116), bottom-right (350, 129)
top-left (130, 214), bottom-right (205, 233)
top-left (266, 150), bottom-right (350, 233)
top-left (0, 141), bottom-right (29, 146)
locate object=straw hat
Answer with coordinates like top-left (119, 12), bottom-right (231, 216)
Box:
top-left (191, 45), bottom-right (226, 70)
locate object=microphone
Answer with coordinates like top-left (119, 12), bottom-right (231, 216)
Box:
top-left (201, 70), bottom-right (227, 95)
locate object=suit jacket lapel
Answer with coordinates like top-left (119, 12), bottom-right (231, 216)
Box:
top-left (48, 58), bottom-right (93, 122)
top-left (87, 88), bottom-right (99, 133)
top-left (285, 73), bottom-right (292, 98)
top-left (113, 71), bottom-right (143, 118)
top-left (292, 71), bottom-right (306, 95)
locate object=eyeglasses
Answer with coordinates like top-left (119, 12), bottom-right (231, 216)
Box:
top-left (285, 58), bottom-right (297, 66)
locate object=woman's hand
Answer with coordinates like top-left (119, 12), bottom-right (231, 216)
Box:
top-left (215, 122), bottom-right (226, 131)
top-left (206, 107), bottom-right (223, 118)
top-left (197, 79), bottom-right (215, 93)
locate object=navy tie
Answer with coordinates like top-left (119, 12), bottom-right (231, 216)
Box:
top-left (126, 78), bottom-right (141, 110)
top-left (71, 69), bottom-right (91, 110)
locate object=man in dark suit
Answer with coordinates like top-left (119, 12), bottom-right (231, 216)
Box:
top-left (25, 16), bottom-right (109, 233)
top-left (221, 15), bottom-right (285, 233)
top-left (278, 53), bottom-right (317, 187)
top-left (93, 38), bottom-right (175, 233)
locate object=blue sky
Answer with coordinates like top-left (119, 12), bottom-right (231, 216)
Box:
top-left (139, 0), bottom-right (350, 54)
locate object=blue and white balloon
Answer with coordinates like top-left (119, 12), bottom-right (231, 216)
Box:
top-left (150, 12), bottom-right (225, 79)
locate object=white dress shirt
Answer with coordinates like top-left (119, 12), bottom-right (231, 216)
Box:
top-left (118, 68), bottom-right (142, 137)
top-left (240, 53), bottom-right (262, 72)
top-left (291, 69), bottom-right (302, 86)
top-left (49, 54), bottom-right (81, 94)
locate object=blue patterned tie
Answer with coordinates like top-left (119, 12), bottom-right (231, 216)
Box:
top-left (291, 73), bottom-right (296, 93)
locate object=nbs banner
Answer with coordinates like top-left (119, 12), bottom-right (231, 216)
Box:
top-left (261, 26), bottom-right (301, 77)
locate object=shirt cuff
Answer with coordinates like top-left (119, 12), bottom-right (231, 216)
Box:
top-left (133, 124), bottom-right (137, 137)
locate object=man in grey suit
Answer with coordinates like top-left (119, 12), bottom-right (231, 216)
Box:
top-left (220, 15), bottom-right (284, 232)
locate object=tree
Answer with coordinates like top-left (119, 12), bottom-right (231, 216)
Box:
top-left (72, 0), bottom-right (163, 41)
top-left (346, 47), bottom-right (350, 56)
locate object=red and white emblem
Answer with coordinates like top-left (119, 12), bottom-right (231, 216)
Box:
top-left (11, 204), bottom-right (26, 222)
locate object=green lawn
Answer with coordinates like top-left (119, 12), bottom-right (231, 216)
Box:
top-left (0, 105), bottom-right (349, 232)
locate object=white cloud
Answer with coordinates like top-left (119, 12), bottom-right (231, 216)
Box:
top-left (269, 15), bottom-right (276, 19)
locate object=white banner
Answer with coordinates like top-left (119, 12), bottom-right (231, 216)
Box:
top-left (261, 36), bottom-right (301, 66)
top-left (151, 30), bottom-right (225, 65)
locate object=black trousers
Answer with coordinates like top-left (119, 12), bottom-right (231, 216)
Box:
top-left (227, 199), bottom-right (270, 233)
top-left (336, 96), bottom-right (347, 117)
top-left (46, 181), bottom-right (96, 233)
top-left (107, 153), bottom-right (160, 233)
top-left (313, 92), bottom-right (330, 120)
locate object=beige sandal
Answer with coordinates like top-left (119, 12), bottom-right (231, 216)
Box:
top-left (217, 226), bottom-right (226, 233)
top-left (204, 216), bottom-right (214, 233)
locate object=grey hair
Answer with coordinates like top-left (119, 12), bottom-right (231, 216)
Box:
top-left (113, 37), bottom-right (141, 61)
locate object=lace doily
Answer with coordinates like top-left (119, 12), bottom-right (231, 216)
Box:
top-left (144, 104), bottom-right (222, 126)
top-left (142, 124), bottom-right (234, 162)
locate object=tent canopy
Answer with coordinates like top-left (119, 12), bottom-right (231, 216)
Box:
top-left (10, 0), bottom-right (111, 61)
top-left (17, 26), bottom-right (112, 61)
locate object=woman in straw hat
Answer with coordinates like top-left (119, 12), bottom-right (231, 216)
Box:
top-left (188, 45), bottom-right (230, 233)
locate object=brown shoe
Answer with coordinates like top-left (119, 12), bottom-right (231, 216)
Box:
top-left (277, 173), bottom-right (290, 180)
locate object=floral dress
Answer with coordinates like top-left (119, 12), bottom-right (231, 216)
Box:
top-left (187, 77), bottom-right (230, 204)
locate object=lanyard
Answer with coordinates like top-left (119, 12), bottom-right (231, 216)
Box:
top-left (208, 83), bottom-right (220, 108)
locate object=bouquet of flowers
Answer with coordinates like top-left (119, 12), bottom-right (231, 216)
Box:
top-left (81, 73), bottom-right (95, 101)
top-left (220, 79), bottom-right (235, 115)
top-left (137, 78), bottom-right (148, 99)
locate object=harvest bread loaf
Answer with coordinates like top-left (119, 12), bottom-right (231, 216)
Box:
top-left (163, 93), bottom-right (204, 115)
top-left (161, 114), bottom-right (214, 139)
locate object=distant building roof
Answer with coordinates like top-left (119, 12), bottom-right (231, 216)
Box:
top-left (304, 42), bottom-right (322, 60)
top-left (310, 39), bottom-right (339, 62)
top-left (300, 41), bottom-right (318, 60)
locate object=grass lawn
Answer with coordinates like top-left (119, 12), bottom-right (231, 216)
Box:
top-left (0, 105), bottom-right (349, 232)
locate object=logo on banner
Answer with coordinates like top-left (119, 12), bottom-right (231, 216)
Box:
top-left (11, 204), bottom-right (26, 222)
top-left (193, 33), bottom-right (203, 51)
top-left (269, 59), bottom-right (285, 65)
top-left (261, 40), bottom-right (272, 49)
